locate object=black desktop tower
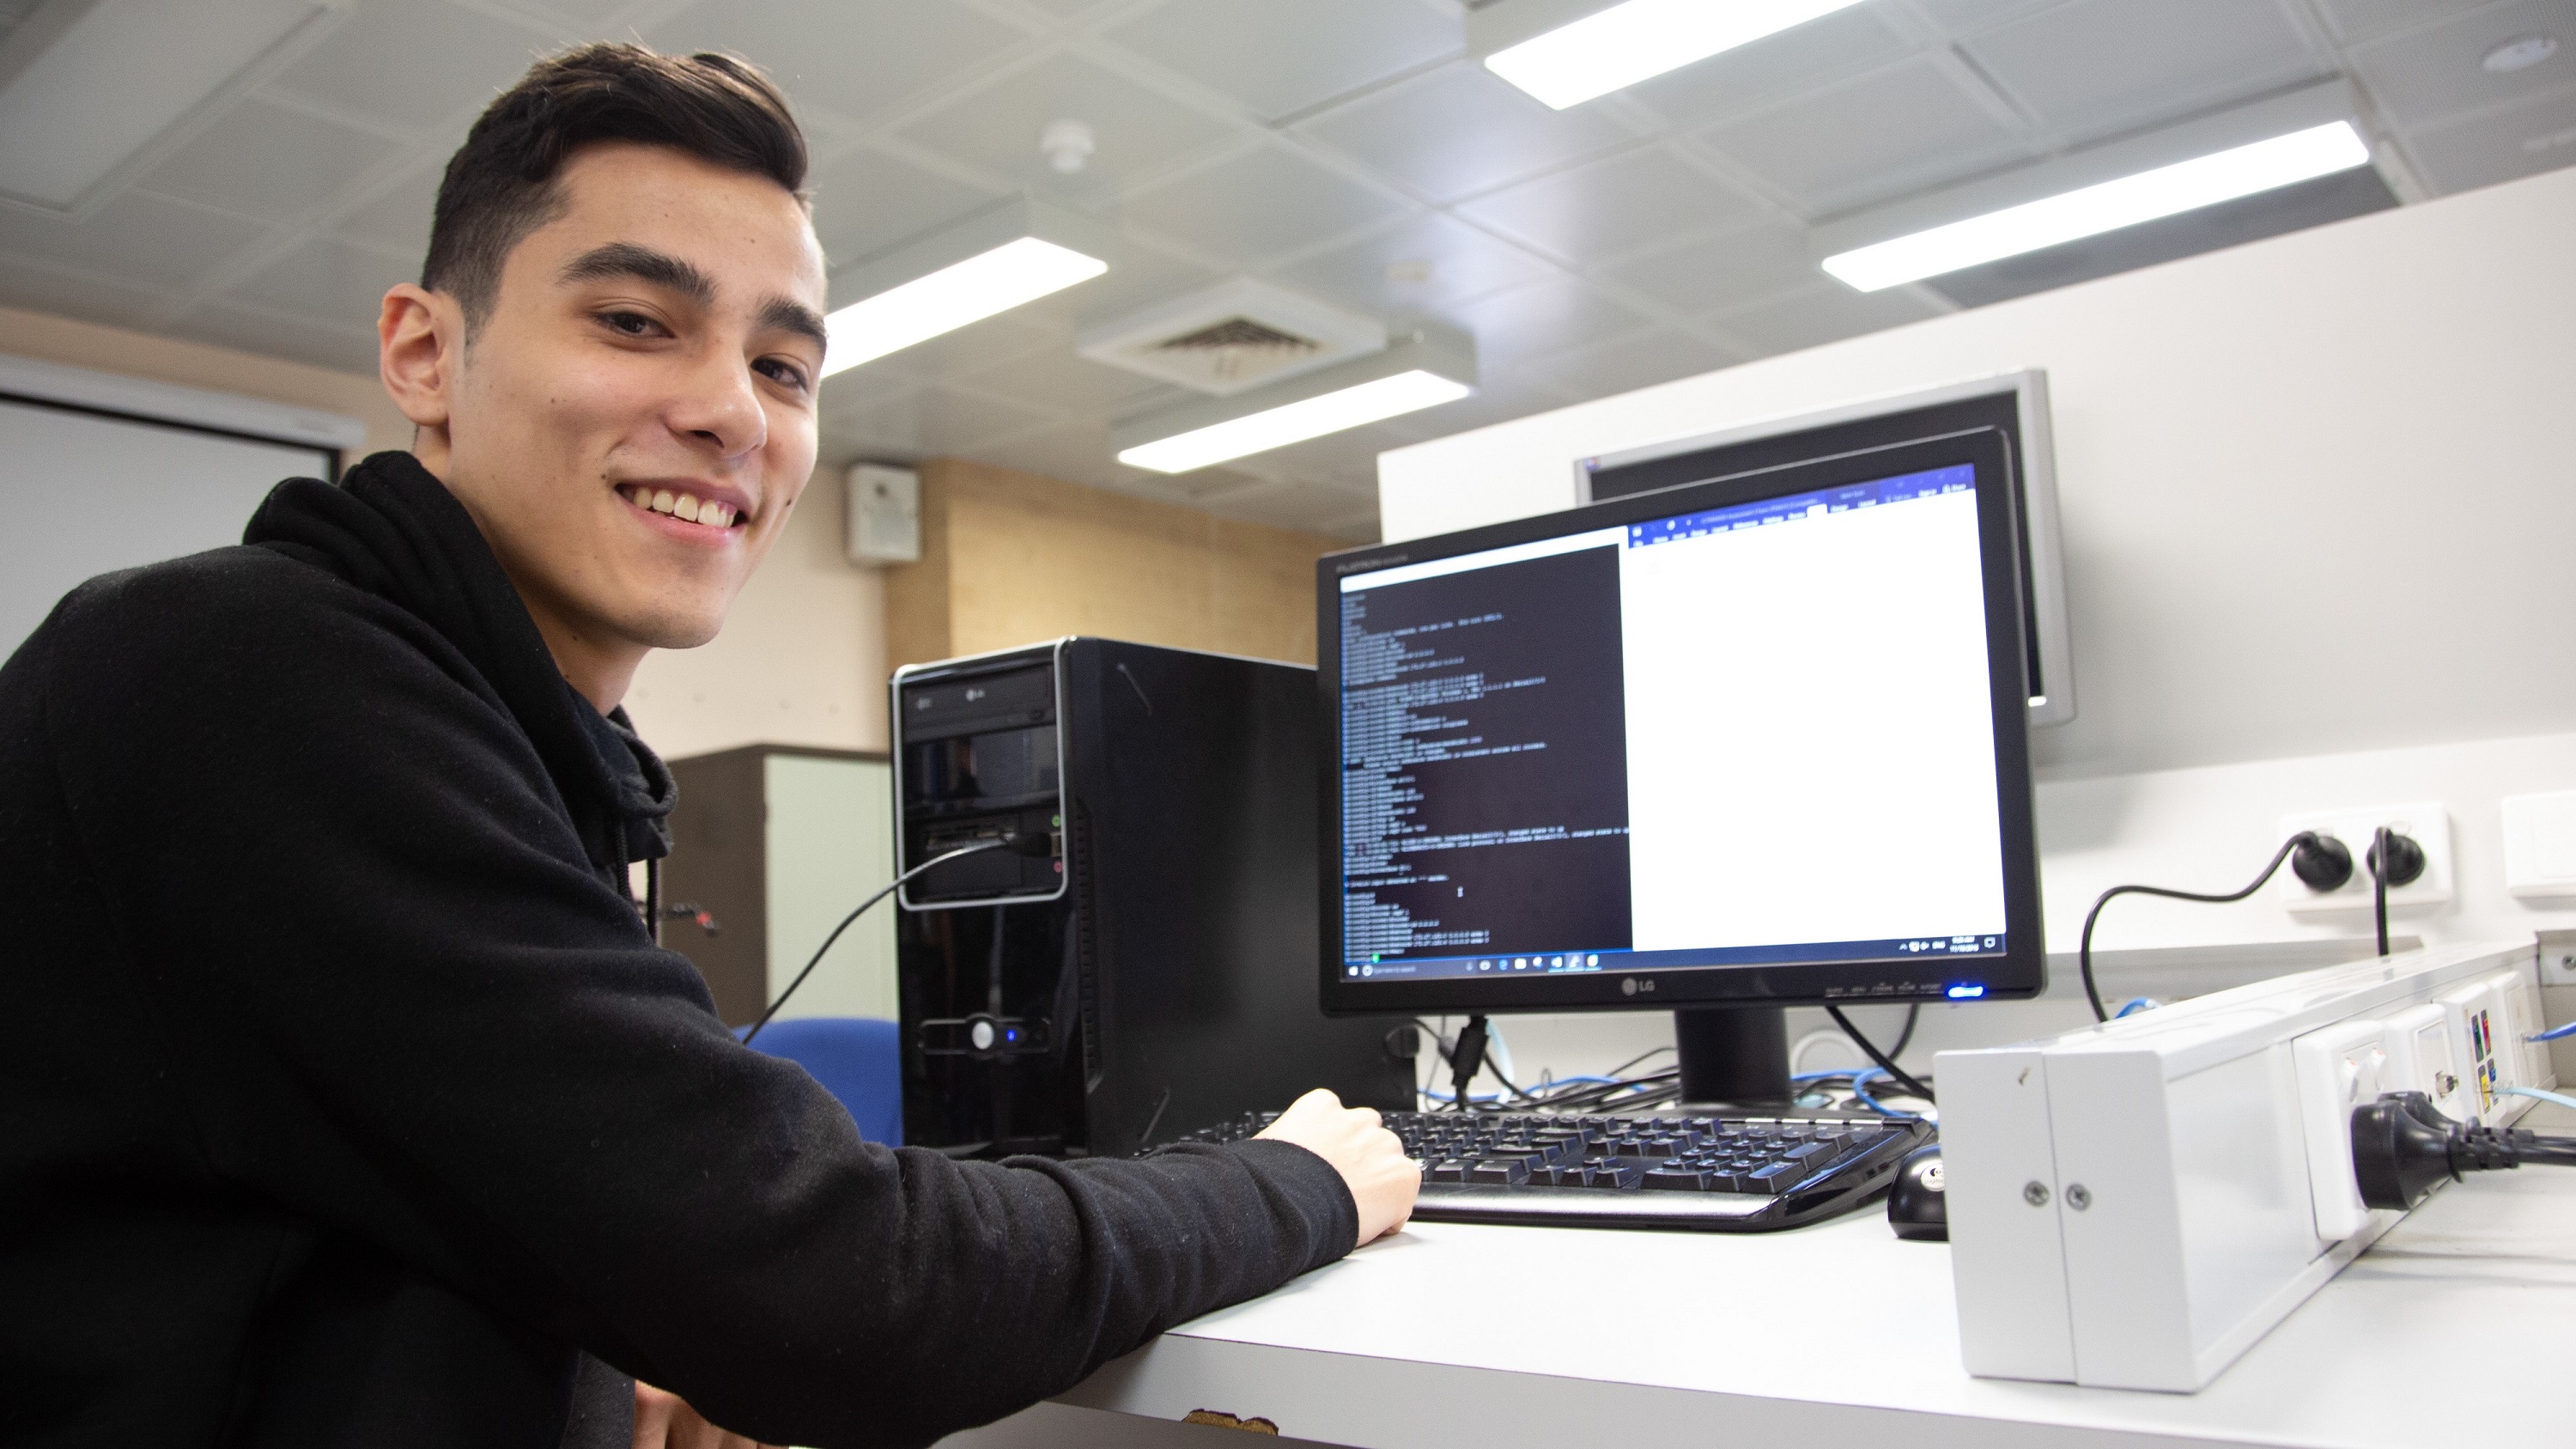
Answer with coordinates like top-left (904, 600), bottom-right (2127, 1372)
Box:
top-left (891, 637), bottom-right (1414, 1159)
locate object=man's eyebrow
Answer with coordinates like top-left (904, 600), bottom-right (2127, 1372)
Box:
top-left (558, 242), bottom-right (715, 307)
top-left (756, 295), bottom-right (829, 352)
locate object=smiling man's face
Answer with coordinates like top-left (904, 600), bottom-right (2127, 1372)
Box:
top-left (382, 141), bottom-right (829, 706)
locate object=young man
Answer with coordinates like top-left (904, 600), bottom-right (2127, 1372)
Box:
top-left (0, 44), bottom-right (1414, 1449)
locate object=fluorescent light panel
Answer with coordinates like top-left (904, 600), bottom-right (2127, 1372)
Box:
top-left (1118, 370), bottom-right (1471, 474)
top-left (1823, 121), bottom-right (2372, 292)
top-left (821, 235), bottom-right (1105, 379)
top-left (1485, 0), bottom-right (1866, 110)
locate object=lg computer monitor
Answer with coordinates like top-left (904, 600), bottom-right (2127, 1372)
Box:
top-left (1317, 429), bottom-right (2044, 1102)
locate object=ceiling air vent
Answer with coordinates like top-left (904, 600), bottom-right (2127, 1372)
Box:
top-left (1078, 278), bottom-right (1386, 396)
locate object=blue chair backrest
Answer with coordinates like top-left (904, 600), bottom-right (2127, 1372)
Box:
top-left (738, 1017), bottom-right (902, 1146)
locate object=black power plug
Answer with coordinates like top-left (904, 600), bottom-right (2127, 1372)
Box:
top-left (2349, 1090), bottom-right (2576, 1210)
top-left (2368, 829), bottom-right (2427, 889)
top-left (2290, 834), bottom-right (2354, 892)
top-left (2366, 825), bottom-right (2427, 954)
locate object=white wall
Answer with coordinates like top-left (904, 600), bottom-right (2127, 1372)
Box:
top-left (625, 470), bottom-right (890, 760)
top-left (1381, 163), bottom-right (2576, 786)
top-left (1376, 167), bottom-right (2576, 1079)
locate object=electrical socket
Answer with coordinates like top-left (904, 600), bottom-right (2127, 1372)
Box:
top-left (2276, 802), bottom-right (2452, 917)
top-left (2538, 929), bottom-right (2576, 985)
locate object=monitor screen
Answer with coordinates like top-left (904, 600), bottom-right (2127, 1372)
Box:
top-left (1317, 429), bottom-right (2044, 1016)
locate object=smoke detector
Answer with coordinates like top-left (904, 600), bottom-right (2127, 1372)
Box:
top-left (1077, 278), bottom-right (1387, 396)
top-left (1040, 119), bottom-right (1095, 174)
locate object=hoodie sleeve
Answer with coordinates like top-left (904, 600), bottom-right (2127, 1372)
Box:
top-left (39, 550), bottom-right (1358, 1449)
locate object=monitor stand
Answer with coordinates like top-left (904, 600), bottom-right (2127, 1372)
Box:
top-left (1674, 1006), bottom-right (1793, 1110)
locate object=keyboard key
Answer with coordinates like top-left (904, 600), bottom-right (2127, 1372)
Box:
top-left (1747, 1161), bottom-right (1803, 1193)
top-left (1642, 1167), bottom-right (1712, 1191)
top-left (1470, 1159), bottom-right (1531, 1185)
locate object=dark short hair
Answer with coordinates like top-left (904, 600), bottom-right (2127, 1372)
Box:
top-left (422, 43), bottom-right (808, 331)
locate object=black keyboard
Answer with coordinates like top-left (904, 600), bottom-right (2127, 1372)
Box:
top-left (1171, 1110), bottom-right (1932, 1232)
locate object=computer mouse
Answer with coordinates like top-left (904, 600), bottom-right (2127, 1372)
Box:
top-left (1887, 1143), bottom-right (1947, 1241)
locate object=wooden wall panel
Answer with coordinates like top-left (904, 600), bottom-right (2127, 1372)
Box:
top-left (886, 457), bottom-right (1337, 673)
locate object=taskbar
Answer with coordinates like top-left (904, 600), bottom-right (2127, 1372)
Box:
top-left (1341, 932), bottom-right (2007, 983)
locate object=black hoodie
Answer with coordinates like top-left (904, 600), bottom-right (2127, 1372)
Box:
top-left (0, 452), bottom-right (1356, 1447)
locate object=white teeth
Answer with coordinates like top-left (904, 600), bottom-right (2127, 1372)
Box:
top-left (707, 502), bottom-right (733, 527)
top-left (674, 493), bottom-right (701, 523)
top-left (652, 489), bottom-right (676, 514)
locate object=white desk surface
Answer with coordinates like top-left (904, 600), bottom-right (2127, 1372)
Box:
top-left (1019, 1152), bottom-right (2576, 1448)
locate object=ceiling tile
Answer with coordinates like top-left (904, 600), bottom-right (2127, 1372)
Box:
top-left (1619, 4), bottom-right (1917, 128)
top-left (0, 191), bottom-right (267, 290)
top-left (1698, 56), bottom-right (2026, 216)
top-left (136, 97), bottom-right (404, 221)
top-left (1103, 0), bottom-right (1459, 122)
top-left (1604, 223), bottom-right (1818, 314)
top-left (653, 0), bottom-right (1028, 125)
top-left (1443, 275), bottom-right (1650, 367)
top-left (162, 300), bottom-right (382, 373)
top-left (2403, 81), bottom-right (2576, 193)
top-left (1903, 0), bottom-right (2069, 33)
top-left (2347, 0), bottom-right (2576, 129)
top-left (2315, 0), bottom-right (2501, 45)
top-left (507, 0), bottom-right (635, 23)
top-left (267, 2), bottom-right (550, 131)
top-left (231, 234), bottom-right (413, 333)
top-left (0, 259), bottom-right (169, 326)
top-left (1453, 146), bottom-right (1765, 265)
top-left (834, 381), bottom-right (1058, 455)
top-left (1293, 60), bottom-right (1637, 203)
top-left (963, 420), bottom-right (1118, 487)
top-left (1519, 326), bottom-right (1737, 400)
top-left (951, 348), bottom-right (1176, 415)
top-left (1116, 143), bottom-right (1406, 263)
top-left (1048, 241), bottom-right (1226, 332)
top-left (1271, 210), bottom-right (1556, 317)
top-left (808, 147), bottom-right (1006, 270)
top-left (1963, 0), bottom-right (2327, 142)
top-left (897, 52), bottom-right (1242, 200)
top-left (1713, 279), bottom-right (1943, 355)
top-left (335, 161), bottom-right (441, 258)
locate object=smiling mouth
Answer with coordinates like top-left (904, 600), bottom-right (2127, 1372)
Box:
top-left (618, 484), bottom-right (746, 529)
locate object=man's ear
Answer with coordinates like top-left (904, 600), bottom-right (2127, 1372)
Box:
top-left (379, 283), bottom-right (458, 433)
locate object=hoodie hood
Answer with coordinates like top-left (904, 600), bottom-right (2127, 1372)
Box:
top-left (243, 450), bottom-right (672, 874)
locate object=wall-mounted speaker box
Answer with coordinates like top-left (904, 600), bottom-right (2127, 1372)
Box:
top-left (659, 745), bottom-right (898, 1027)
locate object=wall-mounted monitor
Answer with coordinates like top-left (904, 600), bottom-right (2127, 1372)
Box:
top-left (1576, 369), bottom-right (2073, 728)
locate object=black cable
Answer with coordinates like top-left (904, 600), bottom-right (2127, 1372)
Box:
top-left (1825, 1004), bottom-right (1935, 1105)
top-left (741, 838), bottom-right (1013, 1044)
top-left (2077, 832), bottom-right (2321, 1024)
top-left (1887, 1002), bottom-right (1918, 1061)
top-left (1602, 1044), bottom-right (1675, 1079)
top-left (1448, 1016), bottom-right (1491, 1111)
top-left (2372, 825), bottom-right (2391, 958)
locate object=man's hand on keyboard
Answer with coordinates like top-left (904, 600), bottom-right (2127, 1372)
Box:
top-left (1255, 1088), bottom-right (1419, 1245)
top-left (632, 1382), bottom-right (776, 1449)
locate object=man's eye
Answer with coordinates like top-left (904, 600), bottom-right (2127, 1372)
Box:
top-left (756, 358), bottom-right (811, 391)
top-left (600, 310), bottom-right (662, 338)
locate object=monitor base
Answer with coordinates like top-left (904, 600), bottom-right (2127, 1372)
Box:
top-left (1674, 1006), bottom-right (1792, 1110)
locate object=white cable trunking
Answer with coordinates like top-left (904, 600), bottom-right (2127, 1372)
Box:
top-left (1938, 940), bottom-right (2549, 1392)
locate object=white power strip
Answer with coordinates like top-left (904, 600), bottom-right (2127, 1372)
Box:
top-left (1938, 941), bottom-right (2549, 1392)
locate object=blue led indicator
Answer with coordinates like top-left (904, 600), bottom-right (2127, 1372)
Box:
top-left (1947, 983), bottom-right (1986, 1000)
